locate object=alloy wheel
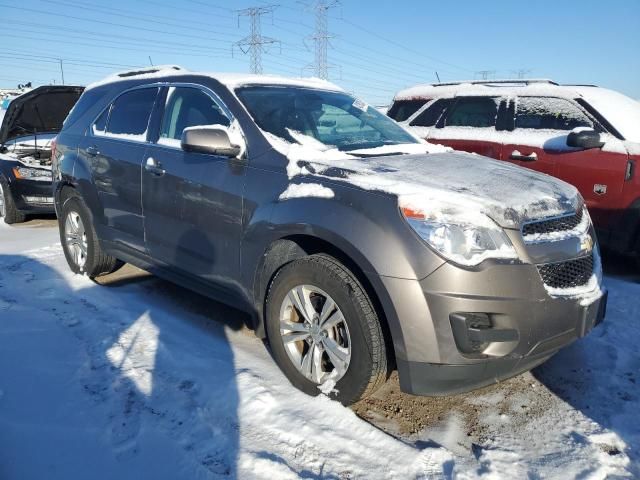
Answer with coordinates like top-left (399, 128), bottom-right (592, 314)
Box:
top-left (279, 284), bottom-right (352, 384)
top-left (64, 210), bottom-right (88, 268)
top-left (0, 182), bottom-right (5, 218)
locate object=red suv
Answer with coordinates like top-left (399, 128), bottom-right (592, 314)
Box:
top-left (389, 80), bottom-right (640, 261)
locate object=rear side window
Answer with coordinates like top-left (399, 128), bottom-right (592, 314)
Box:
top-left (387, 99), bottom-right (427, 122)
top-left (515, 97), bottom-right (595, 131)
top-left (445, 97), bottom-right (499, 128)
top-left (410, 98), bottom-right (453, 127)
top-left (160, 87), bottom-right (230, 142)
top-left (105, 88), bottom-right (158, 137)
top-left (92, 107), bottom-right (109, 135)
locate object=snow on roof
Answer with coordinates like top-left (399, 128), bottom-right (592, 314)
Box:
top-left (86, 66), bottom-right (344, 93)
top-left (394, 81), bottom-right (585, 101)
top-left (85, 65), bottom-right (186, 90)
top-left (211, 73), bottom-right (343, 92)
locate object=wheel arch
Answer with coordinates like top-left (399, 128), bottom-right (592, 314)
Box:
top-left (253, 234), bottom-right (399, 369)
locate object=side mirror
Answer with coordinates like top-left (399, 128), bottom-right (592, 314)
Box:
top-left (181, 126), bottom-right (241, 158)
top-left (567, 128), bottom-right (605, 150)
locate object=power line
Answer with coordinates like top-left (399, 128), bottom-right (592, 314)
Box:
top-left (234, 6), bottom-right (281, 74)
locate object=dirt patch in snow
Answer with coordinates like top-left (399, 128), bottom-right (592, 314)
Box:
top-left (352, 370), bottom-right (556, 442)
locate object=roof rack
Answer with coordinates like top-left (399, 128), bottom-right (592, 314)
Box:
top-left (431, 79), bottom-right (559, 87)
top-left (117, 65), bottom-right (184, 78)
top-left (562, 83), bottom-right (599, 88)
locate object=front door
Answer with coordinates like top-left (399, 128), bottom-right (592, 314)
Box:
top-left (141, 85), bottom-right (246, 285)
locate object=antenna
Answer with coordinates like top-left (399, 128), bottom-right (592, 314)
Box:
top-left (234, 5), bottom-right (281, 74)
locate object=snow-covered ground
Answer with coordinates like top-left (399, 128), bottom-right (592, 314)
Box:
top-left (0, 220), bottom-right (638, 479)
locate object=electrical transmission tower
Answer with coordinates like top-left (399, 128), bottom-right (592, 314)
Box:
top-left (303, 1), bottom-right (340, 79)
top-left (234, 6), bottom-right (280, 74)
top-left (475, 70), bottom-right (496, 81)
top-left (512, 68), bottom-right (532, 79)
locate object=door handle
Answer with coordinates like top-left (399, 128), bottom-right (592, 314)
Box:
top-left (144, 157), bottom-right (165, 176)
top-left (86, 146), bottom-right (99, 157)
top-left (509, 150), bottom-right (538, 162)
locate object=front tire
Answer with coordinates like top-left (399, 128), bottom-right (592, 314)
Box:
top-left (265, 254), bottom-right (388, 405)
top-left (59, 192), bottom-right (123, 278)
top-left (0, 177), bottom-right (26, 224)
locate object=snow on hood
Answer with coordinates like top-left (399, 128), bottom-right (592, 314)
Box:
top-left (292, 150), bottom-right (579, 229)
top-left (262, 129), bottom-right (578, 227)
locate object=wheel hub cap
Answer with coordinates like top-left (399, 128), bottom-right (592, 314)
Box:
top-left (279, 285), bottom-right (351, 385)
top-left (64, 211), bottom-right (88, 268)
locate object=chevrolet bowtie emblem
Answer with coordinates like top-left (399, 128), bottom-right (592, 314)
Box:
top-left (581, 236), bottom-right (594, 253)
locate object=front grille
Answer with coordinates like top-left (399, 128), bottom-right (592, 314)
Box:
top-left (537, 254), bottom-right (594, 289)
top-left (523, 209), bottom-right (583, 237)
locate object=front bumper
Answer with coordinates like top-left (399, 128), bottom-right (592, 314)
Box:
top-left (381, 259), bottom-right (606, 396)
top-left (7, 177), bottom-right (55, 213)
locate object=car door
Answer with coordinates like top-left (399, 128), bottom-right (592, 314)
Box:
top-left (422, 96), bottom-right (505, 159)
top-left (81, 86), bottom-right (160, 251)
top-left (503, 96), bottom-right (629, 227)
top-left (141, 85), bottom-right (245, 286)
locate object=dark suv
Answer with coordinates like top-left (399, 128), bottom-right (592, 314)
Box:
top-left (53, 67), bottom-right (606, 404)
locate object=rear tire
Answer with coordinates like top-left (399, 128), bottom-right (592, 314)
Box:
top-left (265, 254), bottom-right (388, 405)
top-left (0, 177), bottom-right (26, 224)
top-left (59, 192), bottom-right (123, 278)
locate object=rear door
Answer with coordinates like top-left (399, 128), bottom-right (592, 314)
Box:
top-left (423, 96), bottom-right (504, 159)
top-left (141, 85), bottom-right (245, 286)
top-left (503, 96), bottom-right (629, 227)
top-left (81, 86), bottom-right (159, 251)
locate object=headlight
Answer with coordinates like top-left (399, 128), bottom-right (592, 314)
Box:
top-left (400, 201), bottom-right (518, 267)
top-left (12, 167), bottom-right (51, 182)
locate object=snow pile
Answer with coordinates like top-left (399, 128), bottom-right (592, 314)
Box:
top-left (279, 183), bottom-right (335, 201)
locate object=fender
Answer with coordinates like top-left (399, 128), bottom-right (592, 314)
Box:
top-left (240, 175), bottom-right (445, 361)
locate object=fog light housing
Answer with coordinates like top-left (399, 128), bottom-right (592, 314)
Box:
top-left (450, 312), bottom-right (519, 356)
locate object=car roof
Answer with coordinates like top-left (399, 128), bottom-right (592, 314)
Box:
top-left (86, 65), bottom-right (344, 94)
top-left (393, 79), bottom-right (594, 102)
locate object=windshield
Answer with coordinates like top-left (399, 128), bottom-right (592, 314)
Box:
top-left (236, 86), bottom-right (418, 152)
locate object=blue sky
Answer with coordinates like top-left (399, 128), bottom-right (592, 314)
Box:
top-left (1, 0), bottom-right (638, 105)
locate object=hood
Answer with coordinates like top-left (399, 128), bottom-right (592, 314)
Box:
top-left (298, 151), bottom-right (580, 229)
top-left (0, 85), bottom-right (84, 145)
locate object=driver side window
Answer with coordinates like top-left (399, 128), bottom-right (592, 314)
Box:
top-left (515, 97), bottom-right (597, 131)
top-left (159, 87), bottom-right (230, 145)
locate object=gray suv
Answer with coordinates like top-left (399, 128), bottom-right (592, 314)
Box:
top-left (52, 67), bottom-right (607, 405)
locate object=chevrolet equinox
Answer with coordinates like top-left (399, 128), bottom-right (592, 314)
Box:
top-left (52, 67), bottom-right (607, 405)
